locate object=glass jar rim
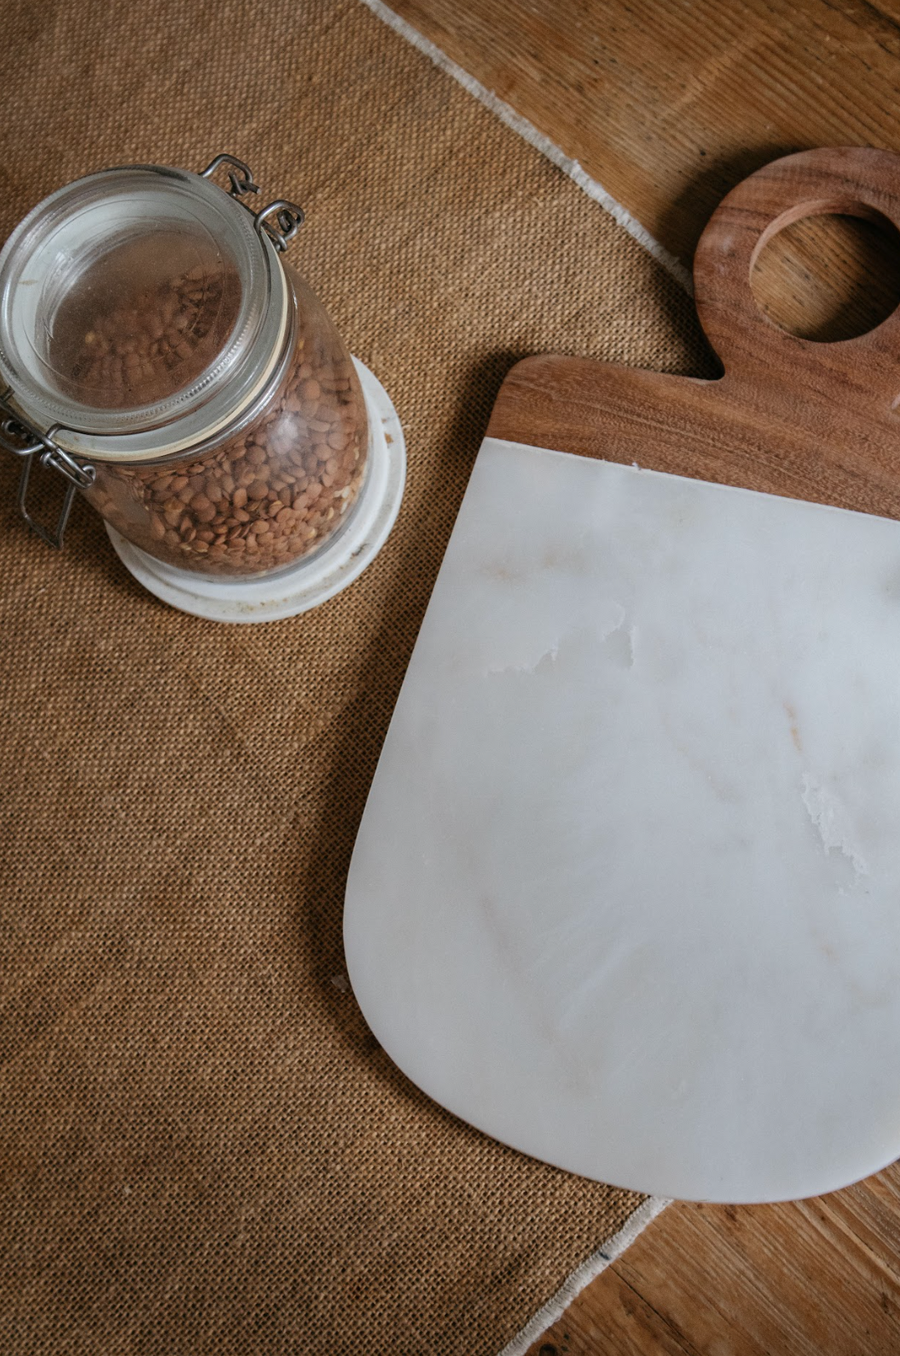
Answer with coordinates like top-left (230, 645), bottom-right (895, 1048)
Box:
top-left (0, 164), bottom-right (288, 460)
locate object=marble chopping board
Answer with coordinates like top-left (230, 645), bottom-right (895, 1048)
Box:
top-left (344, 148), bottom-right (900, 1202)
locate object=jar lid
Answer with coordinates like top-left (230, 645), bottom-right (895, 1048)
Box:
top-left (0, 165), bottom-right (288, 460)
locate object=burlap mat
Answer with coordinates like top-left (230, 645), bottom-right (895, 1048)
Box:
top-left (0, 2), bottom-right (715, 1352)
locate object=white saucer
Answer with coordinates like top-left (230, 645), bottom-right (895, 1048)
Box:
top-left (106, 358), bottom-right (405, 622)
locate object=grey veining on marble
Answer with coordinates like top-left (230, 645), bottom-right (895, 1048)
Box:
top-left (344, 436), bottom-right (900, 1203)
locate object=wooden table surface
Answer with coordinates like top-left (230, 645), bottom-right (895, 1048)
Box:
top-left (387, 2), bottom-right (900, 1352)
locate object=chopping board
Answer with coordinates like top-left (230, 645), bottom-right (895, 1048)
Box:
top-left (344, 148), bottom-right (900, 1204)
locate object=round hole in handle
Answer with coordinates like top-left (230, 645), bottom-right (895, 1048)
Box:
top-left (693, 150), bottom-right (900, 399)
top-left (750, 208), bottom-right (900, 343)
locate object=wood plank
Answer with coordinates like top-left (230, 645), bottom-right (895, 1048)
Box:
top-left (528, 1166), bottom-right (900, 1356)
top-left (529, 1265), bottom-right (704, 1356)
top-left (388, 0), bottom-right (900, 258)
top-left (391, 0), bottom-right (900, 340)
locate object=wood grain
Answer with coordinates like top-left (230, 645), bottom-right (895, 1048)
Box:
top-left (391, 0), bottom-right (900, 340)
top-left (527, 1164), bottom-right (900, 1356)
top-left (490, 149), bottom-right (900, 518)
top-left (388, 0), bottom-right (900, 257)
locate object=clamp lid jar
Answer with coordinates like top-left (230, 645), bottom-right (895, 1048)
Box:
top-left (0, 155), bottom-right (405, 620)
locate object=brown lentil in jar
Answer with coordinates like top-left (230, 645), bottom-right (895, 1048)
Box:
top-left (51, 231), bottom-right (243, 411)
top-left (79, 265), bottom-right (368, 578)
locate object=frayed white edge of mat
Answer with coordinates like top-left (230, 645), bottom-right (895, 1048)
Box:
top-left (356, 2), bottom-right (678, 1349)
top-left (498, 1195), bottom-right (672, 1356)
top-left (357, 0), bottom-right (692, 295)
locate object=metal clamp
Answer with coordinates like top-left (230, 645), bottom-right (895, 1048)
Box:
top-left (200, 153), bottom-right (260, 200)
top-left (1, 393), bottom-right (95, 548)
top-left (200, 153), bottom-right (305, 254)
top-left (254, 200), bottom-right (305, 253)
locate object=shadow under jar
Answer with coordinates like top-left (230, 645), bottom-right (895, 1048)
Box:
top-left (0, 156), bottom-right (368, 580)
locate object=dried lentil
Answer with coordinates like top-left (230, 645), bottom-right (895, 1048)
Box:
top-left (78, 265), bottom-right (368, 578)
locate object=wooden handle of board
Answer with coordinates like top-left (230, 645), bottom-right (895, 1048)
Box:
top-left (486, 147), bottom-right (900, 520)
top-left (693, 147), bottom-right (900, 410)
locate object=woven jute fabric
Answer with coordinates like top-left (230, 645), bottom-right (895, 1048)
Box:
top-left (0, 3), bottom-right (715, 1353)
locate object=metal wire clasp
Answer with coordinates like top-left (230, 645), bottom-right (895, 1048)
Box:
top-left (0, 393), bottom-right (95, 548)
top-left (200, 153), bottom-right (305, 253)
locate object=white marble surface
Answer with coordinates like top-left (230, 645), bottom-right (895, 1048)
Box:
top-left (344, 436), bottom-right (900, 1202)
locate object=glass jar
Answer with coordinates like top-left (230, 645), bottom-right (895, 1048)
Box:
top-left (0, 156), bottom-right (372, 585)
